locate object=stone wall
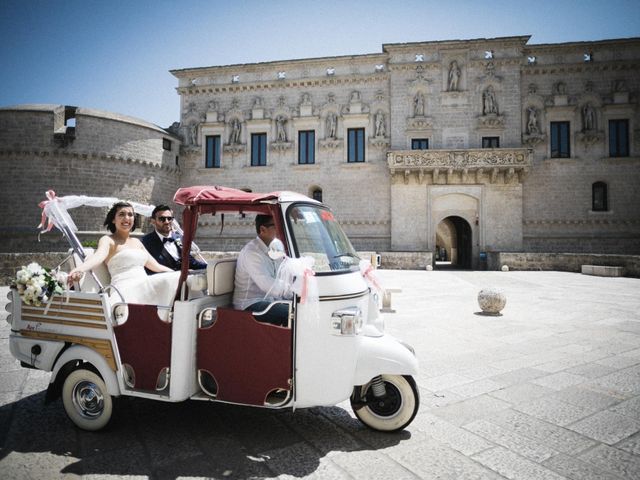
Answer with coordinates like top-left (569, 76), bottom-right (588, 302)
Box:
top-left (520, 39), bottom-right (640, 254)
top-left (488, 252), bottom-right (640, 277)
top-left (0, 105), bottom-right (182, 252)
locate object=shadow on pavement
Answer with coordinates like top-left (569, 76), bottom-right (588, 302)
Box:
top-left (0, 390), bottom-right (408, 479)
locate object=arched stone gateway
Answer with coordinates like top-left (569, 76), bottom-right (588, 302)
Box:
top-left (389, 148), bottom-right (529, 269)
top-left (436, 216), bottom-right (472, 269)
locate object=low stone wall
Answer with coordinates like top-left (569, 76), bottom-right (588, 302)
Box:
top-left (378, 251), bottom-right (433, 270)
top-left (0, 252), bottom-right (70, 285)
top-left (488, 252), bottom-right (640, 278)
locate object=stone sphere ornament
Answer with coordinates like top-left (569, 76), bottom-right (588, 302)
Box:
top-left (477, 288), bottom-right (506, 315)
top-left (426, 265), bottom-right (433, 271)
top-left (501, 265), bottom-right (509, 272)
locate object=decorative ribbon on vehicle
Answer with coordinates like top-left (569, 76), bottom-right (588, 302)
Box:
top-left (38, 190), bottom-right (64, 233)
top-left (359, 259), bottom-right (384, 294)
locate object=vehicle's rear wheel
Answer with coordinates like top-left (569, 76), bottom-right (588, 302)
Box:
top-left (351, 374), bottom-right (419, 432)
top-left (62, 368), bottom-right (113, 431)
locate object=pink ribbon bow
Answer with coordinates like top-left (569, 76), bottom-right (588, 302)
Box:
top-left (363, 264), bottom-right (383, 293)
top-left (38, 190), bottom-right (58, 233)
top-left (299, 268), bottom-right (315, 304)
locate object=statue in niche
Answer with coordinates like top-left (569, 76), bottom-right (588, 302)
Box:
top-left (582, 103), bottom-right (596, 131)
top-left (448, 60), bottom-right (461, 91)
top-left (253, 97), bottom-right (263, 108)
top-left (228, 118), bottom-right (241, 144)
top-left (301, 92), bottom-right (311, 104)
top-left (276, 116), bottom-right (288, 142)
top-left (526, 107), bottom-right (539, 134)
top-left (482, 86), bottom-right (498, 115)
top-left (207, 100), bottom-right (218, 111)
top-left (326, 113), bottom-right (337, 139)
top-left (614, 79), bottom-right (627, 92)
top-left (413, 92), bottom-right (425, 116)
top-left (585, 81), bottom-right (594, 92)
top-left (350, 91), bottom-right (361, 103)
top-left (528, 83), bottom-right (538, 95)
top-left (374, 111), bottom-right (386, 137)
top-left (189, 123), bottom-right (198, 145)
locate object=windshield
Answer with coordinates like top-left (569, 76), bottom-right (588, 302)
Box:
top-left (287, 204), bottom-right (360, 273)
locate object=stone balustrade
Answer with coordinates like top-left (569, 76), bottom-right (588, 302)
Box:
top-left (387, 148), bottom-right (532, 185)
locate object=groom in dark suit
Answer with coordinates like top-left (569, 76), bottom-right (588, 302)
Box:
top-left (141, 204), bottom-right (207, 273)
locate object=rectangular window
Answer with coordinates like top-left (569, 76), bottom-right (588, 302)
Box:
top-left (550, 121), bottom-right (570, 158)
top-left (298, 130), bottom-right (315, 164)
top-left (411, 138), bottom-right (429, 150)
top-left (482, 136), bottom-right (500, 148)
top-left (609, 119), bottom-right (629, 157)
top-left (251, 133), bottom-right (267, 166)
top-left (205, 135), bottom-right (221, 168)
top-left (162, 138), bottom-right (172, 151)
top-left (347, 128), bottom-right (365, 163)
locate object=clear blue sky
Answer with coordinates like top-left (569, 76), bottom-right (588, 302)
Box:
top-left (2, 0), bottom-right (638, 128)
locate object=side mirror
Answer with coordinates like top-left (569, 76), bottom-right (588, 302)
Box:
top-left (268, 238), bottom-right (286, 260)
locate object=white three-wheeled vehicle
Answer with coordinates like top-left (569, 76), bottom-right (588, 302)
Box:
top-left (6, 186), bottom-right (419, 432)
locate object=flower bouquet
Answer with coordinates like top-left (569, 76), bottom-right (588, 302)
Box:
top-left (13, 262), bottom-right (66, 307)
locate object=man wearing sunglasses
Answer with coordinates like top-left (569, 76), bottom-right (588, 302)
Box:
top-left (142, 204), bottom-right (206, 273)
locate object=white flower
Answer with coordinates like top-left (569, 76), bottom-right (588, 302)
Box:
top-left (27, 263), bottom-right (44, 276)
top-left (16, 268), bottom-right (31, 284)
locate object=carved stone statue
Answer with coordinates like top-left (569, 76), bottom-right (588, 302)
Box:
top-left (526, 107), bottom-right (539, 134)
top-left (482, 86), bottom-right (498, 115)
top-left (414, 92), bottom-right (425, 117)
top-left (448, 60), bottom-right (461, 91)
top-left (374, 111), bottom-right (386, 137)
top-left (350, 91), bottom-right (361, 103)
top-left (229, 118), bottom-right (241, 144)
top-left (582, 103), bottom-right (596, 131)
top-left (326, 113), bottom-right (337, 139)
top-left (276, 115), bottom-right (287, 142)
top-left (253, 97), bottom-right (263, 108)
top-left (301, 92), bottom-right (311, 105)
top-left (189, 123), bottom-right (198, 145)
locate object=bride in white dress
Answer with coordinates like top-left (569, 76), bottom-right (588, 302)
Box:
top-left (68, 202), bottom-right (180, 307)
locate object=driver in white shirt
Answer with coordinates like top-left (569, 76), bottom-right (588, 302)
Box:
top-left (233, 214), bottom-right (292, 326)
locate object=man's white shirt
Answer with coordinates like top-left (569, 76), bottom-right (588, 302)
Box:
top-left (156, 231), bottom-right (180, 260)
top-left (233, 236), bottom-right (291, 310)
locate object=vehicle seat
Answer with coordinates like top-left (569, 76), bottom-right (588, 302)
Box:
top-left (206, 258), bottom-right (236, 305)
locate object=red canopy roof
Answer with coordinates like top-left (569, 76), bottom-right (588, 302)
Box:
top-left (173, 186), bottom-right (281, 206)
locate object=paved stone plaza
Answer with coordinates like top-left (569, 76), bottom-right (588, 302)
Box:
top-left (1, 270), bottom-right (640, 479)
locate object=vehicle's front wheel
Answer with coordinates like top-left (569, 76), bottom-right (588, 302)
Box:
top-left (62, 368), bottom-right (113, 431)
top-left (351, 374), bottom-right (419, 432)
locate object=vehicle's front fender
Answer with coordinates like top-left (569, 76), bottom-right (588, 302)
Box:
top-left (352, 334), bottom-right (418, 386)
top-left (51, 345), bottom-right (120, 396)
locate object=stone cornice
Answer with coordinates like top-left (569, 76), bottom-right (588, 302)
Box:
top-left (388, 148), bottom-right (532, 184)
top-left (176, 73), bottom-right (387, 95)
top-left (0, 149), bottom-right (180, 173)
top-left (523, 60), bottom-right (640, 75)
top-left (170, 52), bottom-right (388, 78)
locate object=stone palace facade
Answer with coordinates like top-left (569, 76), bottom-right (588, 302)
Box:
top-left (1, 36), bottom-right (639, 269)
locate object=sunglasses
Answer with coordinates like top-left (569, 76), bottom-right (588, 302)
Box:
top-left (156, 216), bottom-right (174, 222)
